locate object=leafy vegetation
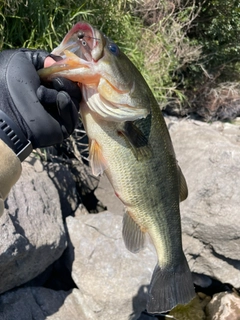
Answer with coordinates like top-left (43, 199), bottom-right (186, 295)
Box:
top-left (1, 0), bottom-right (240, 120)
top-left (0, 0), bottom-right (199, 104)
top-left (176, 0), bottom-right (240, 120)
top-left (188, 0), bottom-right (240, 78)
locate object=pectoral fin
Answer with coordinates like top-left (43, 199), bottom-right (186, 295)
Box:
top-left (118, 122), bottom-right (152, 161)
top-left (122, 211), bottom-right (145, 253)
top-left (89, 139), bottom-right (108, 176)
top-left (178, 165), bottom-right (188, 202)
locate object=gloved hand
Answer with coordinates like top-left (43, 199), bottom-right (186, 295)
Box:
top-left (0, 49), bottom-right (81, 155)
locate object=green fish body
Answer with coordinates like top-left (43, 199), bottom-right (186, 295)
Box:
top-left (38, 21), bottom-right (195, 314)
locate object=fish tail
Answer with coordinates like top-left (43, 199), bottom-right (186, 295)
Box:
top-left (147, 256), bottom-right (195, 314)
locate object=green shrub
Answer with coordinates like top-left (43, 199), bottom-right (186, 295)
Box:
top-left (3, 0), bottom-right (238, 120)
top-left (1, 0), bottom-right (202, 105)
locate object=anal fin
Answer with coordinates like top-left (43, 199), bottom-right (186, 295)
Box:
top-left (122, 211), bottom-right (145, 253)
top-left (118, 121), bottom-right (152, 161)
top-left (89, 139), bottom-right (108, 176)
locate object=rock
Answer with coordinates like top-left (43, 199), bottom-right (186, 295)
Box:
top-left (0, 157), bottom-right (67, 294)
top-left (192, 273), bottom-right (213, 288)
top-left (70, 161), bottom-right (103, 213)
top-left (45, 161), bottom-right (79, 218)
top-left (205, 291), bottom-right (240, 320)
top-left (95, 174), bottom-right (125, 215)
top-left (45, 157), bottom-right (101, 215)
top-left (167, 118), bottom-right (240, 287)
top-left (65, 211), bottom-right (157, 320)
top-left (2, 117), bottom-right (240, 318)
top-left (169, 293), bottom-right (211, 320)
top-left (0, 287), bottom-right (97, 320)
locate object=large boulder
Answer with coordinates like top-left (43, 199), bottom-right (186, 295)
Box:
top-left (205, 291), bottom-right (240, 320)
top-left (167, 118), bottom-right (240, 287)
top-left (0, 157), bottom-right (67, 294)
top-left (0, 287), bottom-right (97, 320)
top-left (65, 211), bottom-right (157, 320)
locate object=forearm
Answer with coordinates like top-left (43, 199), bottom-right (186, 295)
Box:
top-left (0, 140), bottom-right (22, 217)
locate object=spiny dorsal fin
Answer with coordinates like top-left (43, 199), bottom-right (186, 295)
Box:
top-left (177, 164), bottom-right (188, 202)
top-left (118, 121), bottom-right (152, 161)
top-left (122, 211), bottom-right (145, 253)
top-left (89, 139), bottom-right (108, 176)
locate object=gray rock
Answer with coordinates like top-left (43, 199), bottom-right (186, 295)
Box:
top-left (205, 291), bottom-right (240, 320)
top-left (45, 158), bottom-right (100, 216)
top-left (65, 211), bottom-right (157, 320)
top-left (192, 273), bottom-right (212, 288)
top-left (167, 118), bottom-right (240, 287)
top-left (2, 117), bottom-right (240, 319)
top-left (95, 174), bottom-right (125, 215)
top-left (0, 287), bottom-right (97, 320)
top-left (0, 157), bottom-right (67, 294)
top-left (45, 161), bottom-right (79, 217)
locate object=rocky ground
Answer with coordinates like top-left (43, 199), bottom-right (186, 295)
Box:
top-left (0, 117), bottom-right (240, 319)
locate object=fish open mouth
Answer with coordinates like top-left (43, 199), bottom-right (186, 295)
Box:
top-left (52, 22), bottom-right (98, 62)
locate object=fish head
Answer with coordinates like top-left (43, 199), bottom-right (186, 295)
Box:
top-left (50, 22), bottom-right (136, 90)
top-left (52, 22), bottom-right (103, 63)
top-left (38, 21), bottom-right (151, 121)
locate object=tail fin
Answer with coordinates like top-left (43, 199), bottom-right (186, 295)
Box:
top-left (147, 257), bottom-right (195, 314)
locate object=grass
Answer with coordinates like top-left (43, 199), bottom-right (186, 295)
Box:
top-left (1, 0), bottom-right (239, 120)
top-left (1, 0), bottom-right (202, 106)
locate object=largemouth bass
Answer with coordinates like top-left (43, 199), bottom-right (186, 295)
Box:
top-left (38, 22), bottom-right (195, 314)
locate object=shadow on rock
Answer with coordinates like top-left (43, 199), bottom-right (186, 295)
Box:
top-left (131, 284), bottom-right (159, 320)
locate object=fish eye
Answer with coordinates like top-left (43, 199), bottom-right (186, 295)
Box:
top-left (108, 42), bottom-right (119, 55)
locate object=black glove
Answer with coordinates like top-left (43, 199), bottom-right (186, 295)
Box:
top-left (0, 49), bottom-right (81, 160)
